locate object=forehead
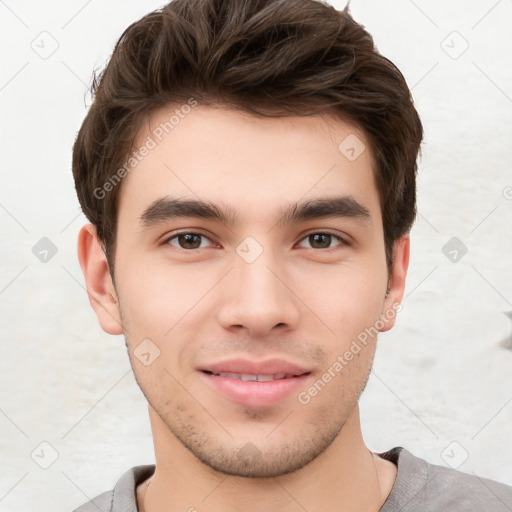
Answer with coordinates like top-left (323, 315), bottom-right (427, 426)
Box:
top-left (117, 104), bottom-right (380, 227)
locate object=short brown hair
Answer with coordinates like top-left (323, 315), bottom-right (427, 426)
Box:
top-left (72, 0), bottom-right (423, 280)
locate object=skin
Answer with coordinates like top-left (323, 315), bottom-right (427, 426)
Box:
top-left (78, 104), bottom-right (409, 512)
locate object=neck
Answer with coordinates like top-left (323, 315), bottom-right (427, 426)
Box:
top-left (138, 405), bottom-right (397, 512)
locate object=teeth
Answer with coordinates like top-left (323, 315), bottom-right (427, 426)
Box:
top-left (257, 375), bottom-right (275, 382)
top-left (215, 372), bottom-right (290, 381)
top-left (222, 372), bottom-right (239, 379)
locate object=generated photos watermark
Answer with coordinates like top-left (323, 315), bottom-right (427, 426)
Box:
top-left (93, 97), bottom-right (198, 200)
top-left (297, 301), bottom-right (402, 405)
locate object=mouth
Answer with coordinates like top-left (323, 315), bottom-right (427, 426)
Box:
top-left (201, 370), bottom-right (308, 382)
top-left (198, 359), bottom-right (312, 407)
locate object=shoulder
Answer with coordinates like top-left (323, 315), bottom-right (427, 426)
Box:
top-left (379, 446), bottom-right (512, 512)
top-left (72, 464), bottom-right (155, 512)
top-left (73, 490), bottom-right (113, 512)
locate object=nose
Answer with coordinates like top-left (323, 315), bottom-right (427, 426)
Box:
top-left (216, 244), bottom-right (301, 338)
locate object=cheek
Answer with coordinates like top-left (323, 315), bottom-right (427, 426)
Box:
top-left (118, 260), bottom-right (211, 334)
top-left (117, 241), bottom-right (386, 353)
top-left (116, 266), bottom-right (210, 381)
top-left (294, 264), bottom-right (385, 342)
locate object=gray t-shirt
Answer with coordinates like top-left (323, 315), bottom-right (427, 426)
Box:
top-left (73, 446), bottom-right (512, 511)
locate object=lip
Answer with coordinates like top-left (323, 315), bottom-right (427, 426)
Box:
top-left (198, 358), bottom-right (312, 408)
top-left (200, 358), bottom-right (310, 376)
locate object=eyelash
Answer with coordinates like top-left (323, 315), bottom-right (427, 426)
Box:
top-left (160, 230), bottom-right (348, 252)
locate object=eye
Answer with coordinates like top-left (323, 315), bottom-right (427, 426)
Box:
top-left (163, 232), bottom-right (215, 250)
top-left (297, 231), bottom-right (347, 250)
top-left (160, 230), bottom-right (347, 252)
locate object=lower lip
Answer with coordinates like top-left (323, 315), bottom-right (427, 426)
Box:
top-left (200, 372), bottom-right (311, 407)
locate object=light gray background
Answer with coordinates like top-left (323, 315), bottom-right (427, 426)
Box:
top-left (1, 0), bottom-right (511, 510)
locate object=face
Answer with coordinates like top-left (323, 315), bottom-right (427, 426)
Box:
top-left (87, 104), bottom-right (407, 477)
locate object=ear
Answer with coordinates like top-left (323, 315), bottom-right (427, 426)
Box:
top-left (77, 223), bottom-right (123, 335)
top-left (379, 234), bottom-right (410, 332)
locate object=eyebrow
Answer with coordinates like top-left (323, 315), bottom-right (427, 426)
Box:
top-left (139, 195), bottom-right (371, 228)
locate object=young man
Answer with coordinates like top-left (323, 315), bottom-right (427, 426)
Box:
top-left (72, 0), bottom-right (512, 510)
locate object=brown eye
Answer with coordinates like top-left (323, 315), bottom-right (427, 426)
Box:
top-left (309, 233), bottom-right (331, 249)
top-left (297, 232), bottom-right (345, 250)
top-left (165, 232), bottom-right (212, 250)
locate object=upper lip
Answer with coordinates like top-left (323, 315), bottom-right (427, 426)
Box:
top-left (199, 358), bottom-right (310, 376)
